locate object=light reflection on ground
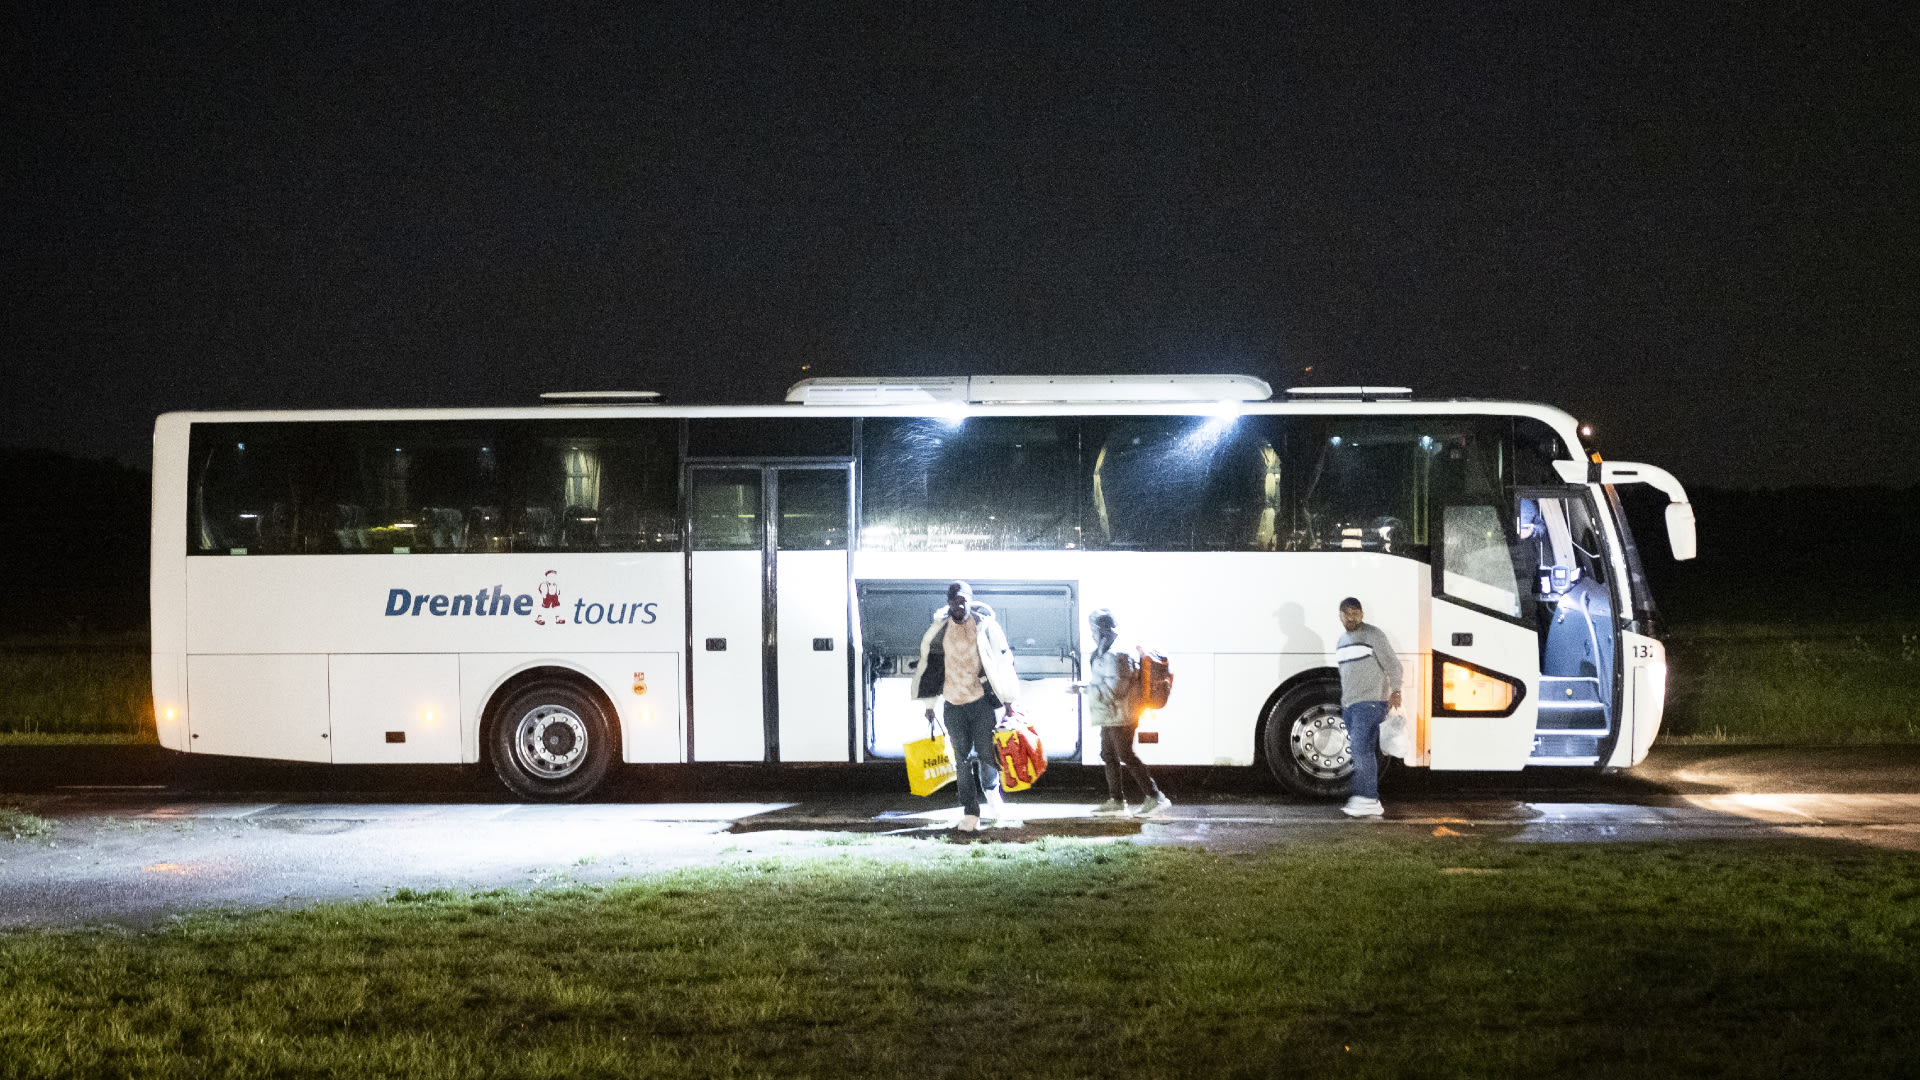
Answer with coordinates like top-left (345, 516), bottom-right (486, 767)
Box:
top-left (5, 792), bottom-right (1920, 928)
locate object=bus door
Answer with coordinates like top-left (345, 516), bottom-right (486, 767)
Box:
top-left (1515, 490), bottom-right (1619, 764)
top-left (1428, 501), bottom-right (1542, 770)
top-left (687, 463), bottom-right (853, 762)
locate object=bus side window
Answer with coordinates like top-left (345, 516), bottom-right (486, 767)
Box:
top-left (336, 424), bottom-right (504, 555)
top-left (1085, 417), bottom-right (1281, 552)
top-left (512, 421), bottom-right (679, 553)
top-left (862, 417), bottom-right (1080, 552)
top-left (188, 426), bottom-right (311, 555)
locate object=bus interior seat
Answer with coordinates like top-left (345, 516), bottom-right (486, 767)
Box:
top-left (419, 507), bottom-right (465, 550)
top-left (595, 504), bottom-right (641, 549)
top-left (561, 505), bottom-right (600, 548)
top-left (464, 506), bottom-right (503, 551)
top-left (332, 504), bottom-right (370, 550)
top-left (212, 510), bottom-right (260, 550)
top-left (260, 502), bottom-right (296, 552)
top-left (517, 506), bottom-right (556, 549)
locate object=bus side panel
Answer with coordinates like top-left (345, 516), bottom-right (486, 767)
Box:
top-left (1427, 599), bottom-right (1539, 771)
top-left (1608, 631), bottom-right (1666, 768)
top-left (152, 653), bottom-right (188, 751)
top-left (1131, 652), bottom-right (1214, 766)
top-left (1212, 654), bottom-right (1282, 766)
top-left (329, 654), bottom-right (461, 764)
top-left (457, 653), bottom-right (683, 765)
top-left (183, 553), bottom-right (683, 765)
top-left (184, 554), bottom-right (684, 656)
top-left (185, 653), bottom-right (332, 761)
top-left (853, 550), bottom-right (1423, 768)
top-left (151, 414), bottom-right (193, 751)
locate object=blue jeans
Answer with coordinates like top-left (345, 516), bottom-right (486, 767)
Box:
top-left (1343, 700), bottom-right (1387, 800)
top-left (943, 697), bottom-right (1001, 815)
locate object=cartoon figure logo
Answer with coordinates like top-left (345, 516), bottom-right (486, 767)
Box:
top-left (535, 570), bottom-right (565, 625)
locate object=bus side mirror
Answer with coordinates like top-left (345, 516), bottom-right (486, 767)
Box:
top-left (1665, 501), bottom-right (1697, 561)
top-left (1596, 460), bottom-right (1698, 562)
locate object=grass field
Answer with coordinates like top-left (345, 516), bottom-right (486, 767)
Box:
top-left (0, 836), bottom-right (1914, 1079)
top-left (1662, 624), bottom-right (1920, 744)
top-left (0, 635), bottom-right (153, 740)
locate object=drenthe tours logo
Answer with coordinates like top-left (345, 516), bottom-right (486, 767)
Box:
top-left (382, 570), bottom-right (658, 627)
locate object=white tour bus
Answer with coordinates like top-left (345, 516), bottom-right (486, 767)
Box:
top-left (149, 375), bottom-right (1697, 801)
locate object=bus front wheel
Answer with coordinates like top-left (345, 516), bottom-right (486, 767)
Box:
top-left (487, 679), bottom-right (614, 801)
top-left (1262, 680), bottom-right (1357, 800)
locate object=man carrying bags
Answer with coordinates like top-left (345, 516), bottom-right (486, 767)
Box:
top-left (916, 581), bottom-right (1021, 832)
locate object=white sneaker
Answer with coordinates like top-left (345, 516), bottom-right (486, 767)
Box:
top-left (1135, 793), bottom-right (1173, 817)
top-left (984, 788), bottom-right (1007, 821)
top-left (1092, 799), bottom-right (1128, 815)
top-left (956, 814), bottom-right (980, 832)
top-left (1341, 796), bottom-right (1384, 818)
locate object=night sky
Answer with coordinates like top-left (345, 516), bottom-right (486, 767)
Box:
top-left (6, 2), bottom-right (1915, 488)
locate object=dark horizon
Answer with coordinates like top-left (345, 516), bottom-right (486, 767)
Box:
top-left (6, 2), bottom-right (1915, 489)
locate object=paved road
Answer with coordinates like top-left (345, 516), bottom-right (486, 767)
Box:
top-left (3, 744), bottom-right (1918, 928)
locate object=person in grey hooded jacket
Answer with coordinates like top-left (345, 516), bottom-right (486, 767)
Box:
top-left (1082, 608), bottom-right (1170, 816)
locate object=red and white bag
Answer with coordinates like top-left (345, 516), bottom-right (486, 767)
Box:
top-left (992, 717), bottom-right (1047, 792)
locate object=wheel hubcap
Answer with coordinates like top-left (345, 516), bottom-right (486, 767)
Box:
top-left (1289, 704), bottom-right (1353, 781)
top-left (512, 704), bottom-right (588, 779)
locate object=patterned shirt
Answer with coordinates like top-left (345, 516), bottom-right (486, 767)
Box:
top-left (941, 617), bottom-right (986, 705)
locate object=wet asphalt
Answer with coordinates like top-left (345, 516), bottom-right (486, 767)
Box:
top-left (3, 744), bottom-right (1918, 929)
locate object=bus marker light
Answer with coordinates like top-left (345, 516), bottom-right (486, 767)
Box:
top-left (633, 672), bottom-right (648, 695)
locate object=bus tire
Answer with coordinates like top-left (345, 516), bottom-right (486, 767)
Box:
top-left (1261, 678), bottom-right (1357, 800)
top-left (487, 678), bottom-right (614, 801)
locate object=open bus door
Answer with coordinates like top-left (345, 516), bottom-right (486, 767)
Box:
top-left (1515, 490), bottom-right (1622, 765)
top-left (1427, 501), bottom-right (1541, 770)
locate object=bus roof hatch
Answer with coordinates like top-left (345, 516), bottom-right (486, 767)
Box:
top-left (1285, 386), bottom-right (1413, 401)
top-left (787, 374), bottom-right (1272, 406)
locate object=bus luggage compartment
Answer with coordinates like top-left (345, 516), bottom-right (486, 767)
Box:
top-left (856, 579), bottom-right (1082, 762)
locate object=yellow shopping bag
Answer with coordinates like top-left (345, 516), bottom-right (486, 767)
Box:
top-left (904, 724), bottom-right (956, 797)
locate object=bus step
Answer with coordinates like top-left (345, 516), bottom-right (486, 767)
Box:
top-left (1529, 733), bottom-right (1601, 764)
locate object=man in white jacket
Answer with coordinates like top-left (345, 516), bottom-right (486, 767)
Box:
top-left (916, 581), bottom-right (1020, 832)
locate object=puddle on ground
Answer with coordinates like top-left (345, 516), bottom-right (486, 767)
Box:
top-left (725, 817), bottom-right (1145, 840)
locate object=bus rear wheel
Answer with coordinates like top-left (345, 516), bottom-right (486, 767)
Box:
top-left (1262, 679), bottom-right (1357, 800)
top-left (487, 679), bottom-right (613, 801)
